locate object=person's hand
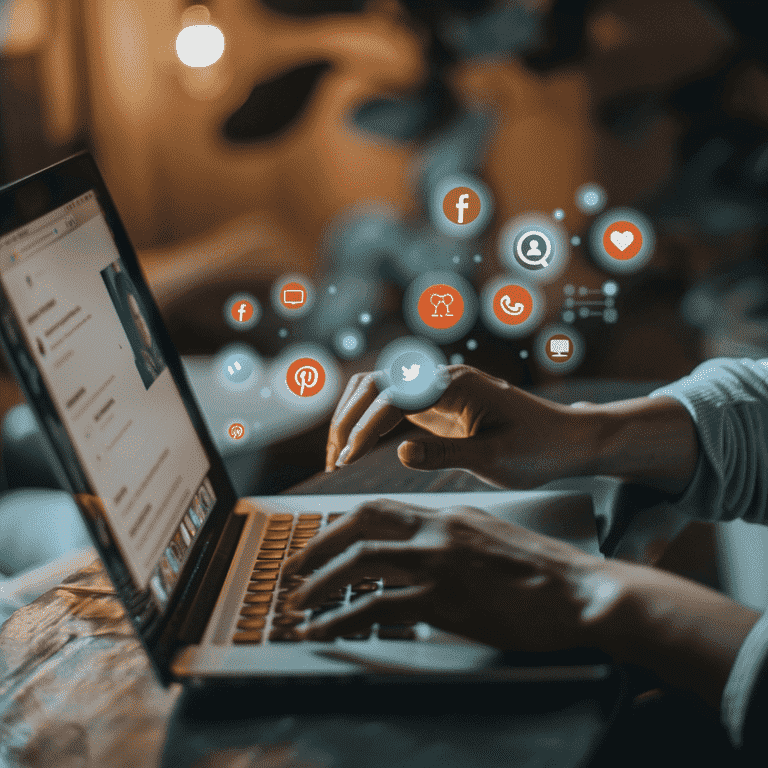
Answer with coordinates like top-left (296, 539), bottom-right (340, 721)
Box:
top-left (326, 364), bottom-right (597, 489)
top-left (282, 498), bottom-right (614, 651)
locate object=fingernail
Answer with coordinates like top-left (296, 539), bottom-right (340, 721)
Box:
top-left (336, 445), bottom-right (351, 466)
top-left (400, 440), bottom-right (425, 464)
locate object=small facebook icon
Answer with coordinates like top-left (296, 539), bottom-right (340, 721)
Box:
top-left (226, 295), bottom-right (259, 330)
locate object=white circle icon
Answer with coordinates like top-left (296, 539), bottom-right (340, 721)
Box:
top-left (516, 231), bottom-right (552, 268)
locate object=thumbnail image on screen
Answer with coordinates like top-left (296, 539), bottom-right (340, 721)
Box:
top-left (101, 260), bottom-right (165, 390)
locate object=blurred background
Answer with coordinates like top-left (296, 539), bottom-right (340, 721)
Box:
top-left (2, 0), bottom-right (768, 607)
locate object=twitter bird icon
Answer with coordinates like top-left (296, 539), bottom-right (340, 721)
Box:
top-left (402, 363), bottom-right (420, 382)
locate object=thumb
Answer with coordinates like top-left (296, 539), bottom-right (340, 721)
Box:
top-left (397, 437), bottom-right (472, 471)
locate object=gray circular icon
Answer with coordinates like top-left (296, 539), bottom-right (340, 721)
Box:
top-left (222, 353), bottom-right (255, 384)
top-left (514, 230), bottom-right (552, 270)
top-left (390, 351), bottom-right (437, 396)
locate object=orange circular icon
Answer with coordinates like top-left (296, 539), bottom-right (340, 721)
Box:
top-left (417, 284), bottom-right (465, 329)
top-left (280, 281), bottom-right (308, 309)
top-left (228, 422), bottom-right (246, 440)
top-left (230, 300), bottom-right (254, 323)
top-left (443, 187), bottom-right (481, 225)
top-left (602, 220), bottom-right (642, 260)
top-left (286, 357), bottom-right (326, 397)
top-left (493, 285), bottom-right (533, 325)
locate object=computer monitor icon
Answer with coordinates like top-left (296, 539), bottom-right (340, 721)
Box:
top-left (283, 289), bottom-right (305, 305)
top-left (550, 338), bottom-right (570, 357)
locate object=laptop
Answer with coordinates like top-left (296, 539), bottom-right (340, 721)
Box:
top-left (0, 152), bottom-right (610, 689)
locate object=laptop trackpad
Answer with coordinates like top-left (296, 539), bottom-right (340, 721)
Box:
top-left (314, 640), bottom-right (500, 673)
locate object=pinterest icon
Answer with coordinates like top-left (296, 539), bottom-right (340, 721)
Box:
top-left (286, 358), bottom-right (326, 397)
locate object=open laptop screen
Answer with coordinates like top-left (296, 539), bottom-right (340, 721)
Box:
top-left (0, 188), bottom-right (212, 600)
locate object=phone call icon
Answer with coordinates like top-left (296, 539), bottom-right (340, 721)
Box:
top-left (492, 284), bottom-right (533, 326)
top-left (499, 295), bottom-right (525, 316)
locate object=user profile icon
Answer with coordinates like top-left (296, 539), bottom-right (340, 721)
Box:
top-left (514, 230), bottom-right (552, 271)
top-left (499, 215), bottom-right (568, 284)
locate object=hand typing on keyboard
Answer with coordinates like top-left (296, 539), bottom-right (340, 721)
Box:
top-left (281, 498), bottom-right (620, 651)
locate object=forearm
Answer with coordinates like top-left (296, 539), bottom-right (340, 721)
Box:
top-left (575, 395), bottom-right (700, 495)
top-left (585, 560), bottom-right (761, 708)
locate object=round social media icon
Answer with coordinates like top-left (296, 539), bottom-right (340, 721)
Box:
top-left (431, 175), bottom-right (493, 239)
top-left (545, 334), bottom-right (574, 363)
top-left (417, 284), bottom-right (465, 330)
top-left (515, 230), bottom-right (552, 270)
top-left (493, 285), bottom-right (533, 325)
top-left (231, 299), bottom-right (254, 323)
top-left (227, 422), bottom-right (247, 440)
top-left (442, 186), bottom-right (482, 226)
top-left (602, 220), bottom-right (642, 260)
top-left (376, 338), bottom-right (449, 411)
top-left (286, 357), bottom-right (326, 397)
top-left (590, 209), bottom-right (654, 274)
top-left (224, 293), bottom-right (261, 331)
top-left (280, 281), bottom-right (308, 309)
top-left (221, 352), bottom-right (256, 385)
top-left (390, 350), bottom-right (437, 394)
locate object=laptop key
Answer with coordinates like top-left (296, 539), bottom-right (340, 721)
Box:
top-left (251, 571), bottom-right (278, 581)
top-left (247, 582), bottom-right (276, 593)
top-left (237, 618), bottom-right (266, 630)
top-left (240, 605), bottom-right (270, 617)
top-left (260, 541), bottom-right (288, 550)
top-left (269, 514), bottom-right (294, 522)
top-left (262, 532), bottom-right (290, 541)
top-left (256, 551), bottom-right (285, 560)
top-left (298, 514), bottom-right (322, 521)
top-left (233, 631), bottom-right (263, 644)
top-left (244, 593), bottom-right (274, 604)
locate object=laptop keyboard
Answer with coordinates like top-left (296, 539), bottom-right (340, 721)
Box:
top-left (232, 513), bottom-right (418, 644)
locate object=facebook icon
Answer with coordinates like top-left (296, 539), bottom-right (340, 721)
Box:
top-left (225, 293), bottom-right (261, 331)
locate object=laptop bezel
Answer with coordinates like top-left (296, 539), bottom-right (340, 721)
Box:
top-left (0, 152), bottom-right (242, 685)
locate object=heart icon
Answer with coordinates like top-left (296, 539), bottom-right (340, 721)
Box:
top-left (609, 230), bottom-right (634, 251)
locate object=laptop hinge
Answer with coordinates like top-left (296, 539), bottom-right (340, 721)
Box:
top-left (172, 508), bottom-right (247, 647)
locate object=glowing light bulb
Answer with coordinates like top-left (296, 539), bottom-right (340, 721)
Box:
top-left (176, 24), bottom-right (225, 67)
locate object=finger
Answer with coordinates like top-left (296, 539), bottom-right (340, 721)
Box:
top-left (325, 372), bottom-right (368, 471)
top-left (281, 499), bottom-right (426, 578)
top-left (326, 371), bottom-right (387, 470)
top-left (299, 585), bottom-right (431, 640)
top-left (285, 539), bottom-right (426, 609)
top-left (337, 390), bottom-right (405, 466)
